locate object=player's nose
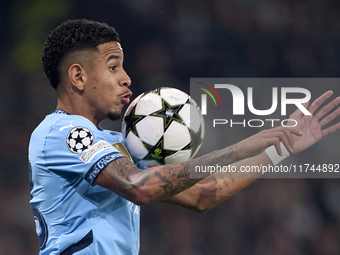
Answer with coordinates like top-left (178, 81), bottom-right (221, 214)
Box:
top-left (120, 69), bottom-right (131, 87)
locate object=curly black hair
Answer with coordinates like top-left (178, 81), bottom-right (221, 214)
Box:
top-left (42, 19), bottom-right (120, 89)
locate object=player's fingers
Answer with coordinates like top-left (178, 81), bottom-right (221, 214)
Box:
top-left (288, 128), bottom-right (303, 137)
top-left (292, 101), bottom-right (310, 116)
top-left (282, 128), bottom-right (297, 151)
top-left (279, 132), bottom-right (295, 155)
top-left (268, 131), bottom-right (294, 154)
top-left (320, 106), bottom-right (340, 127)
top-left (282, 127), bottom-right (302, 150)
top-left (308, 90), bottom-right (333, 114)
top-left (285, 129), bottom-right (294, 149)
top-left (270, 126), bottom-right (302, 140)
top-left (314, 96), bottom-right (340, 120)
top-left (321, 122), bottom-right (340, 137)
top-left (271, 138), bottom-right (283, 156)
top-left (301, 101), bottom-right (310, 114)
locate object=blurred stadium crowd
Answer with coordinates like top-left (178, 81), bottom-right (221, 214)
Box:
top-left (0, 0), bottom-right (340, 254)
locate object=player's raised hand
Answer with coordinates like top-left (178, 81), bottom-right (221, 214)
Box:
top-left (236, 126), bottom-right (302, 160)
top-left (288, 90), bottom-right (340, 154)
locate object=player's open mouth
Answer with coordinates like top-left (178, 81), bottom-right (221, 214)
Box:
top-left (121, 92), bottom-right (132, 104)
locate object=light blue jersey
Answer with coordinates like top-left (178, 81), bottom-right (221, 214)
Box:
top-left (28, 110), bottom-right (140, 255)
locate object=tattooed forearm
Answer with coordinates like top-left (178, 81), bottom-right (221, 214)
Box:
top-left (100, 144), bottom-right (240, 204)
top-left (154, 172), bottom-right (176, 194)
top-left (151, 144), bottom-right (239, 199)
top-left (108, 157), bottom-right (151, 189)
top-left (189, 144), bottom-right (238, 179)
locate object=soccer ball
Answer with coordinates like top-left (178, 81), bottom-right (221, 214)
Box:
top-left (67, 127), bottom-right (94, 153)
top-left (122, 87), bottom-right (204, 167)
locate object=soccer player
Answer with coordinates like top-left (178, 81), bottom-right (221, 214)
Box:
top-left (29, 19), bottom-right (340, 254)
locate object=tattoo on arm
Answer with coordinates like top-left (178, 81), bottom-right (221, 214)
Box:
top-left (152, 144), bottom-right (239, 198)
top-left (106, 144), bottom-right (238, 200)
top-left (110, 158), bottom-right (150, 189)
top-left (214, 172), bottom-right (226, 189)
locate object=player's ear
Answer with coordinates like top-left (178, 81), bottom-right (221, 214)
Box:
top-left (68, 63), bottom-right (87, 91)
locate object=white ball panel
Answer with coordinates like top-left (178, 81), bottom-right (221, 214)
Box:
top-left (124, 94), bottom-right (143, 117)
top-left (135, 93), bottom-right (162, 115)
top-left (164, 150), bottom-right (191, 164)
top-left (161, 88), bottom-right (189, 106)
top-left (136, 116), bottom-right (164, 146)
top-left (178, 103), bottom-right (202, 133)
top-left (163, 121), bottom-right (190, 150)
top-left (126, 132), bottom-right (149, 160)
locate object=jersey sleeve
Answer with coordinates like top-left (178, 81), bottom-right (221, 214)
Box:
top-left (43, 116), bottom-right (125, 185)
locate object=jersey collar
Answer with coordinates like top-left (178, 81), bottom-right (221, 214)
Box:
top-left (50, 109), bottom-right (104, 131)
top-left (50, 109), bottom-right (70, 115)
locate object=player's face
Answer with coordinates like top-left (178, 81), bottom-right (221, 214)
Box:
top-left (85, 41), bottom-right (131, 122)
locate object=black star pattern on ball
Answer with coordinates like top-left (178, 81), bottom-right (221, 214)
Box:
top-left (143, 139), bottom-right (178, 165)
top-left (150, 99), bottom-right (188, 130)
top-left (184, 125), bottom-right (203, 156)
top-left (149, 88), bottom-right (161, 95)
top-left (123, 107), bottom-right (144, 137)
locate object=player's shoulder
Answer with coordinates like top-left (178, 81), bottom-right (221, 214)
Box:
top-left (30, 111), bottom-right (125, 155)
top-left (30, 111), bottom-right (100, 152)
top-left (32, 112), bottom-right (96, 137)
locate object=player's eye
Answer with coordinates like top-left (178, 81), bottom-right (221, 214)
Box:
top-left (110, 66), bottom-right (117, 71)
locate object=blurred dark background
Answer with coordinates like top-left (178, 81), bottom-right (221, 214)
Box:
top-left (1, 0), bottom-right (340, 254)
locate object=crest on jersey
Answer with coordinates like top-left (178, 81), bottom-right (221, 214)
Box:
top-left (112, 142), bottom-right (132, 161)
top-left (66, 127), bottom-right (94, 153)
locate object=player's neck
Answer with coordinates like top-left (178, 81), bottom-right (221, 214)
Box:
top-left (56, 99), bottom-right (102, 126)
